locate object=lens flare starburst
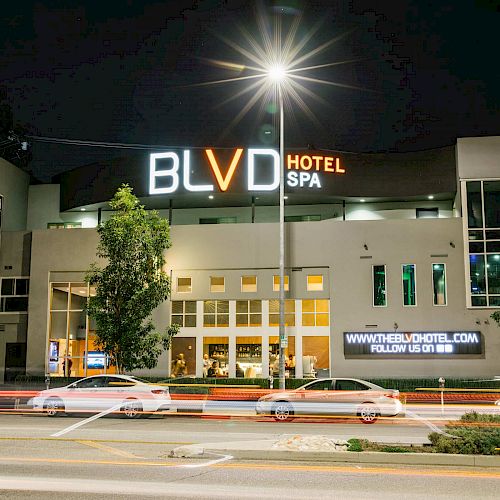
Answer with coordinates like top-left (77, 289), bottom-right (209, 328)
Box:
top-left (191, 9), bottom-right (367, 138)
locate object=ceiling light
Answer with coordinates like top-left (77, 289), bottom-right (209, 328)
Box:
top-left (360, 199), bottom-right (366, 203)
top-left (208, 195), bottom-right (214, 199)
top-left (80, 208), bottom-right (86, 211)
top-left (428, 195), bottom-right (434, 200)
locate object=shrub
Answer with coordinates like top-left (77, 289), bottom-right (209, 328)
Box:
top-left (428, 412), bottom-right (500, 455)
top-left (347, 438), bottom-right (363, 452)
top-left (380, 446), bottom-right (412, 453)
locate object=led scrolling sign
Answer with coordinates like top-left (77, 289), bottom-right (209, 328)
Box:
top-left (149, 148), bottom-right (345, 195)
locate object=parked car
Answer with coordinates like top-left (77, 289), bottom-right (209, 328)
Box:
top-left (30, 374), bottom-right (171, 418)
top-left (256, 378), bottom-right (403, 423)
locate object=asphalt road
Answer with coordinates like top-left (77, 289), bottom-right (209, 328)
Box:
top-left (0, 413), bottom-right (498, 499)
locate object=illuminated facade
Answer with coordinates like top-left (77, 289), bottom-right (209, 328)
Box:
top-left (1, 137), bottom-right (500, 382)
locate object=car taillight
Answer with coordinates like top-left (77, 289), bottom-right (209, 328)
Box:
top-left (384, 392), bottom-right (399, 399)
top-left (151, 389), bottom-right (167, 395)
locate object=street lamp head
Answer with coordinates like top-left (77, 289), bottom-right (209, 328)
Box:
top-left (267, 64), bottom-right (287, 82)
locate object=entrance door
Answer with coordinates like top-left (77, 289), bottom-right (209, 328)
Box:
top-left (4, 343), bottom-right (26, 383)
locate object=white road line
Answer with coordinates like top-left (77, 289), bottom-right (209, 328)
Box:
top-left (176, 451), bottom-right (234, 468)
top-left (51, 403), bottom-right (124, 437)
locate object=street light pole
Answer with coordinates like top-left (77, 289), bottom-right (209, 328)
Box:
top-left (278, 84), bottom-right (286, 391)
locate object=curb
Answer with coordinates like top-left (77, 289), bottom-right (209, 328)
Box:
top-left (200, 448), bottom-right (500, 467)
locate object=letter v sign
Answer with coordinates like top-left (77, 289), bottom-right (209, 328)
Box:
top-left (205, 148), bottom-right (244, 191)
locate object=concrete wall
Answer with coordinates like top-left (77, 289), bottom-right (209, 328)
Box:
top-left (25, 217), bottom-right (498, 378)
top-left (0, 158), bottom-right (29, 231)
top-left (457, 136), bottom-right (500, 180)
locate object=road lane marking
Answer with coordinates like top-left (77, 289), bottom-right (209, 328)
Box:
top-left (0, 456), bottom-right (498, 478)
top-left (76, 440), bottom-right (142, 459)
top-left (51, 402), bottom-right (125, 437)
top-left (177, 452), bottom-right (234, 468)
top-left (0, 436), bottom-right (192, 445)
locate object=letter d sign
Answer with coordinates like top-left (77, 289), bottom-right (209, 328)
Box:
top-left (248, 149), bottom-right (280, 191)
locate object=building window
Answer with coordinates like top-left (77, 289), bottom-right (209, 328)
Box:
top-left (48, 282), bottom-right (105, 378)
top-left (241, 275), bottom-right (257, 292)
top-left (210, 276), bottom-right (225, 293)
top-left (236, 300), bottom-right (262, 326)
top-left (171, 300), bottom-right (197, 327)
top-left (416, 208), bottom-right (438, 219)
top-left (273, 275), bottom-right (289, 291)
top-left (236, 336), bottom-right (262, 378)
top-left (302, 299), bottom-right (329, 326)
top-left (0, 277), bottom-right (29, 312)
top-left (47, 222), bottom-right (82, 229)
top-left (465, 180), bottom-right (500, 307)
top-left (307, 275), bottom-right (324, 291)
top-left (199, 217), bottom-right (236, 224)
top-left (284, 215), bottom-right (321, 222)
top-left (402, 264), bottom-right (417, 306)
top-left (432, 264), bottom-right (447, 306)
top-left (203, 300), bottom-right (229, 327)
top-left (269, 299), bottom-right (295, 326)
top-left (177, 277), bottom-right (192, 293)
top-left (372, 265), bottom-right (387, 307)
top-left (204, 337), bottom-right (229, 377)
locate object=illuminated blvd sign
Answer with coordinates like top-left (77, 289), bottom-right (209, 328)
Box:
top-left (149, 148), bottom-right (345, 195)
top-left (344, 331), bottom-right (482, 358)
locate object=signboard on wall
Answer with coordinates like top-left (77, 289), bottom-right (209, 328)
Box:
top-left (344, 331), bottom-right (483, 358)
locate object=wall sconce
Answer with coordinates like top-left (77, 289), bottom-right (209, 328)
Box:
top-left (393, 322), bottom-right (398, 331)
top-left (475, 319), bottom-right (481, 325)
top-left (449, 241), bottom-right (455, 248)
top-left (484, 319), bottom-right (490, 325)
top-left (363, 244), bottom-right (368, 250)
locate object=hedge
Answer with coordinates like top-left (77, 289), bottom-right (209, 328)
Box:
top-left (429, 412), bottom-right (500, 455)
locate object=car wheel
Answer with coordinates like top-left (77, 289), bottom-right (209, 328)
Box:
top-left (357, 404), bottom-right (379, 424)
top-left (44, 398), bottom-right (65, 417)
top-left (121, 399), bottom-right (143, 419)
top-left (272, 401), bottom-right (294, 422)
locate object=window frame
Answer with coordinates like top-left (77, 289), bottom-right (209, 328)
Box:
top-left (0, 277), bottom-right (30, 313)
top-left (301, 299), bottom-right (330, 327)
top-left (401, 264), bottom-right (417, 307)
top-left (306, 274), bottom-right (324, 292)
top-left (177, 277), bottom-right (192, 293)
top-left (209, 276), bottom-right (225, 293)
top-left (241, 275), bottom-right (257, 293)
top-left (372, 265), bottom-right (387, 308)
top-left (273, 275), bottom-right (289, 292)
top-left (431, 263), bottom-right (447, 306)
top-left (203, 300), bottom-right (229, 327)
top-left (171, 300), bottom-right (197, 327)
top-left (236, 299), bottom-right (262, 327)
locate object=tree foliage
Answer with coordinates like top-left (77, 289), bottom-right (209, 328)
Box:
top-left (86, 185), bottom-right (179, 373)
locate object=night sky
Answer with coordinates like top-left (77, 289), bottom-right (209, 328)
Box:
top-left (2, 0), bottom-right (499, 181)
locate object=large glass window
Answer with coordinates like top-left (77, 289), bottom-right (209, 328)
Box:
top-left (467, 181), bottom-right (483, 228)
top-left (470, 255), bottom-right (486, 295)
top-left (236, 336), bottom-right (262, 378)
top-left (487, 254), bottom-right (500, 295)
top-left (203, 300), bottom-right (229, 327)
top-left (48, 282), bottom-right (109, 378)
top-left (372, 265), bottom-right (386, 307)
top-left (171, 301), bottom-right (197, 327)
top-left (302, 336), bottom-right (330, 378)
top-left (203, 336), bottom-right (228, 377)
top-left (302, 299), bottom-right (329, 326)
top-left (269, 299), bottom-right (295, 326)
top-left (0, 277), bottom-right (29, 312)
top-left (269, 335), bottom-right (295, 378)
top-left (484, 181), bottom-right (500, 228)
top-left (236, 300), bottom-right (262, 326)
top-left (432, 264), bottom-right (447, 306)
top-left (402, 264), bottom-right (417, 306)
top-left (171, 337), bottom-right (196, 377)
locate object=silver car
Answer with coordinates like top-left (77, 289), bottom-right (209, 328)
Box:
top-left (31, 374), bottom-right (171, 418)
top-left (256, 378), bottom-right (403, 423)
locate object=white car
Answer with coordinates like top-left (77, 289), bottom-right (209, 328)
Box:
top-left (256, 378), bottom-right (403, 423)
top-left (31, 374), bottom-right (171, 418)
